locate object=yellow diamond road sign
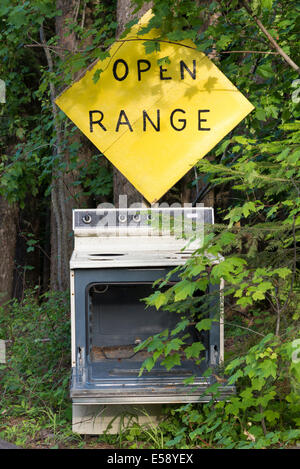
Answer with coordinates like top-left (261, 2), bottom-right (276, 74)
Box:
top-left (55, 10), bottom-right (254, 204)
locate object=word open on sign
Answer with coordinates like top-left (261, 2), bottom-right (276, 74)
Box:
top-left (112, 58), bottom-right (197, 82)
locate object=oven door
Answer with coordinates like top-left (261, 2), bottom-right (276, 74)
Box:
top-left (71, 267), bottom-right (232, 404)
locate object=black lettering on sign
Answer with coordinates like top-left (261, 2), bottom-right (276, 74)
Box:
top-left (89, 110), bottom-right (107, 132)
top-left (160, 65), bottom-right (172, 80)
top-left (180, 60), bottom-right (196, 80)
top-left (143, 110), bottom-right (160, 131)
top-left (137, 60), bottom-right (151, 81)
top-left (113, 59), bottom-right (129, 81)
top-left (170, 109), bottom-right (186, 131)
top-left (116, 110), bottom-right (133, 132)
top-left (198, 110), bottom-right (210, 130)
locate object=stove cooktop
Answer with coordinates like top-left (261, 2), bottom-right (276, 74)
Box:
top-left (70, 249), bottom-right (196, 268)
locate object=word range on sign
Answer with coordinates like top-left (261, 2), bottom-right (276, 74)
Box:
top-left (89, 108), bottom-right (211, 133)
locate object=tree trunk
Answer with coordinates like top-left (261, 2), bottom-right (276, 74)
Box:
top-left (49, 0), bottom-right (96, 290)
top-left (0, 197), bottom-right (18, 306)
top-left (114, 0), bottom-right (152, 207)
top-left (116, 0), bottom-right (152, 47)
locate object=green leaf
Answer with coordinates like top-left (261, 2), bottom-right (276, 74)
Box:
top-left (139, 357), bottom-right (154, 375)
top-left (236, 297), bottom-right (253, 307)
top-left (147, 335), bottom-right (164, 353)
top-left (226, 356), bottom-right (245, 373)
top-left (281, 429), bottom-right (300, 443)
top-left (185, 342), bottom-right (205, 359)
top-left (219, 231), bottom-right (236, 246)
top-left (146, 291), bottom-right (167, 310)
top-left (143, 40), bottom-right (160, 54)
top-left (272, 267), bottom-right (291, 279)
top-left (157, 56), bottom-right (171, 66)
top-left (227, 368), bottom-right (244, 385)
top-left (196, 318), bottom-right (213, 331)
top-left (8, 9), bottom-right (27, 28)
top-left (161, 353), bottom-right (181, 371)
top-left (92, 68), bottom-right (103, 84)
top-left (216, 35), bottom-right (232, 49)
top-left (0, 0), bottom-right (10, 16)
top-left (255, 109), bottom-right (267, 121)
top-left (165, 338), bottom-right (183, 356)
top-left (171, 318), bottom-right (190, 336)
top-left (261, 0), bottom-right (273, 9)
top-left (263, 410), bottom-right (279, 423)
top-left (252, 281), bottom-right (273, 300)
top-left (174, 280), bottom-right (196, 302)
top-left (257, 63), bottom-right (274, 79)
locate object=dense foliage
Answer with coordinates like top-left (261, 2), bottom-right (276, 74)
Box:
top-left (0, 0), bottom-right (117, 208)
top-left (0, 291), bottom-right (73, 447)
top-left (129, 0), bottom-right (300, 449)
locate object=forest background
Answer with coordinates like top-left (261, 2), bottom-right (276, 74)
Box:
top-left (0, 0), bottom-right (299, 449)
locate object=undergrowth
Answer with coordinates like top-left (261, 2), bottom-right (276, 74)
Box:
top-left (0, 287), bottom-right (299, 449)
top-left (0, 289), bottom-right (76, 447)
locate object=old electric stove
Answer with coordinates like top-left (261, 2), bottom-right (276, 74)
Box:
top-left (70, 207), bottom-right (234, 433)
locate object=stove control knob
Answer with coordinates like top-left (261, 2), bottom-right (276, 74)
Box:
top-left (82, 214), bottom-right (92, 224)
top-left (119, 214), bottom-right (127, 223)
top-left (133, 213), bottom-right (141, 223)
